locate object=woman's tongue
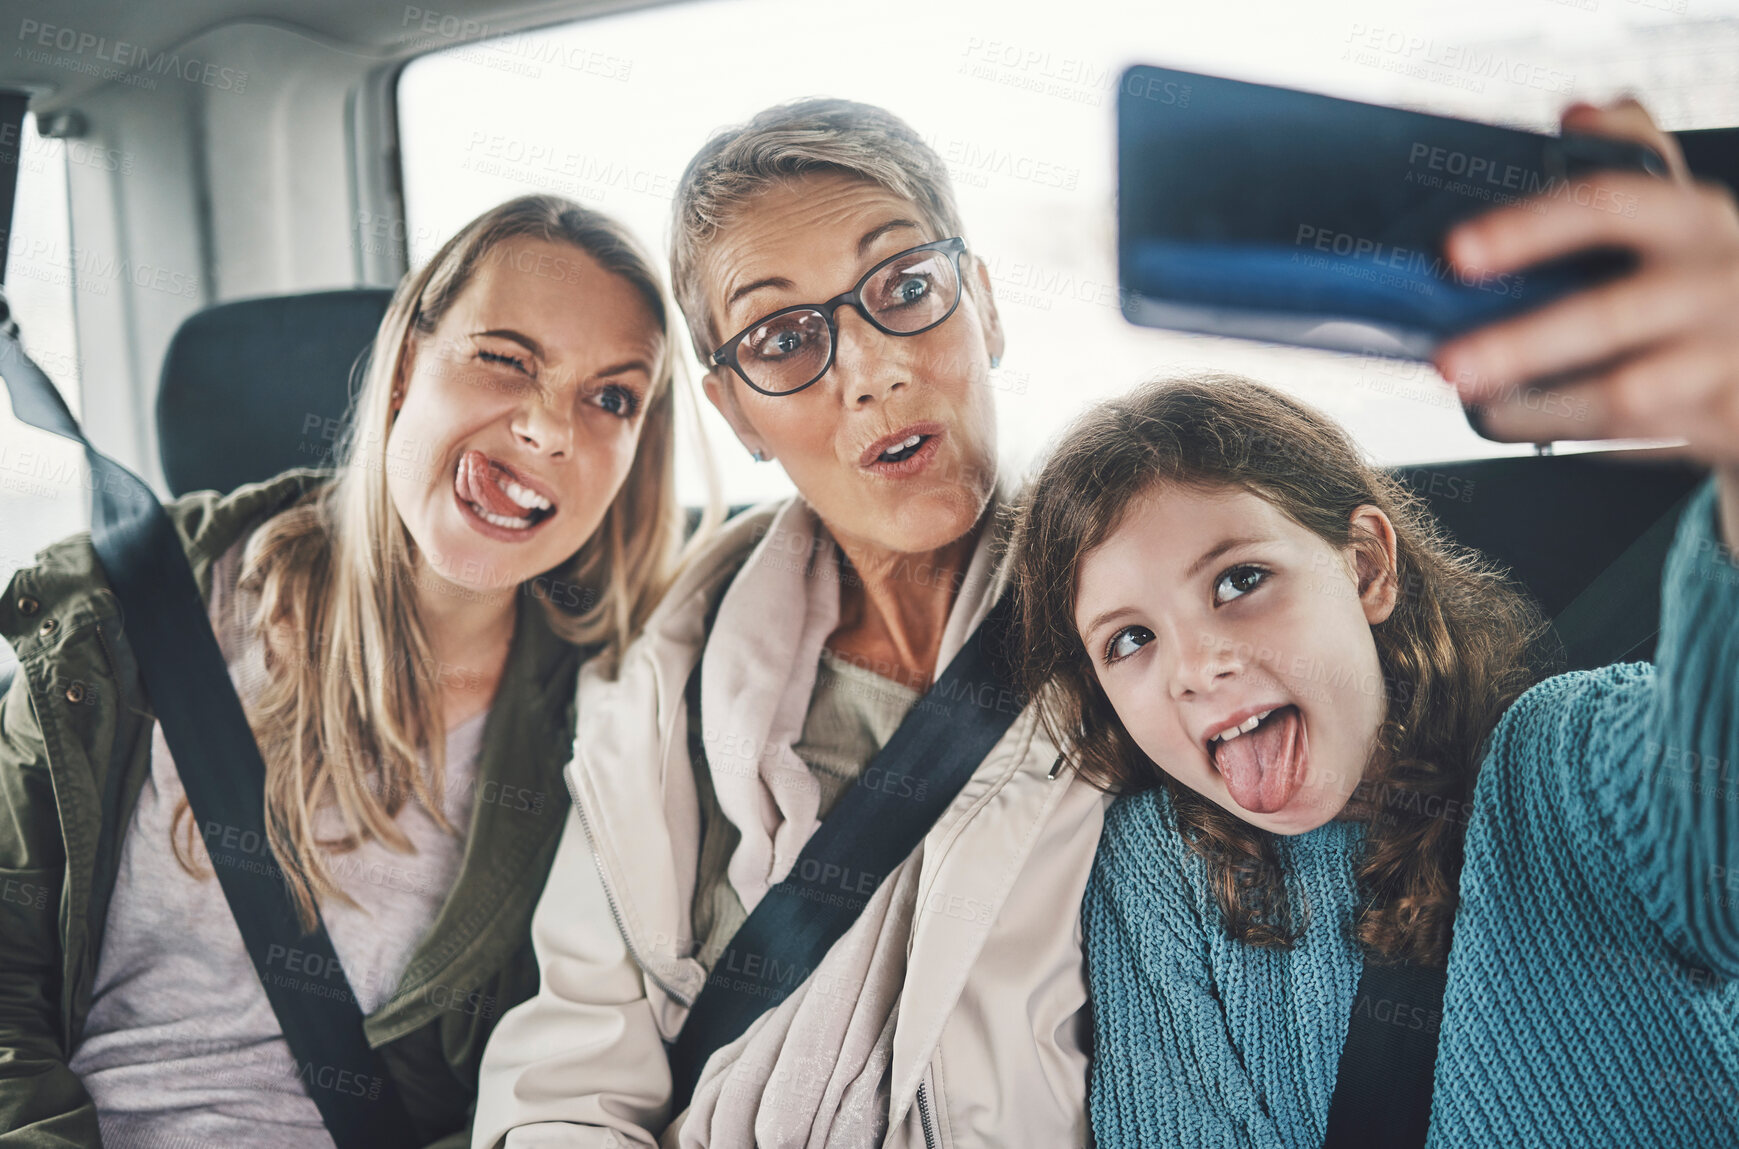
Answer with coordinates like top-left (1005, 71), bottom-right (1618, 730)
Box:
top-left (456, 450), bottom-right (527, 519)
top-left (1213, 706), bottom-right (1304, 815)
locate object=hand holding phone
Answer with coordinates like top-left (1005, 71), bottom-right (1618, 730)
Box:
top-left (1434, 98), bottom-right (1739, 475)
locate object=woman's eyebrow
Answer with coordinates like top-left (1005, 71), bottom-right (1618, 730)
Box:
top-left (594, 359), bottom-right (654, 379)
top-left (858, 218), bottom-right (922, 253)
top-left (474, 329), bottom-right (544, 358)
top-left (726, 276), bottom-right (794, 309)
top-left (723, 220), bottom-right (925, 315)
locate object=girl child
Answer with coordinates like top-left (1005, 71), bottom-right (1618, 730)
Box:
top-left (1015, 371), bottom-right (1739, 1145)
top-left (1011, 104), bottom-right (1739, 1147)
top-left (0, 195), bottom-right (694, 1147)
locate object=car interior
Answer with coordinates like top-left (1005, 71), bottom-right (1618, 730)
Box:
top-left (2, 0), bottom-right (1737, 705)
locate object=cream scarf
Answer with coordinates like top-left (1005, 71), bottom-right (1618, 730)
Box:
top-left (698, 493), bottom-right (1002, 912)
top-left (677, 489), bottom-right (1005, 1147)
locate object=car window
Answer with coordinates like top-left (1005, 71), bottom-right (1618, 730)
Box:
top-left (1, 114), bottom-right (87, 675)
top-left (398, 0), bottom-right (1738, 509)
top-left (1, 114), bottom-right (85, 581)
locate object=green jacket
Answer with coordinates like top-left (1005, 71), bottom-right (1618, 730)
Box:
top-left (0, 470), bottom-right (583, 1147)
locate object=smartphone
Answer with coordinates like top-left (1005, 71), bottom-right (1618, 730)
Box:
top-left (1116, 65), bottom-right (1668, 361)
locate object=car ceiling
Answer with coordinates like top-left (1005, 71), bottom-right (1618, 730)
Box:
top-left (11, 0), bottom-right (671, 110)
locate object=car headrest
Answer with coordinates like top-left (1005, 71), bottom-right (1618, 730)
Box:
top-left (156, 289), bottom-right (394, 497)
top-left (1393, 451), bottom-right (1705, 672)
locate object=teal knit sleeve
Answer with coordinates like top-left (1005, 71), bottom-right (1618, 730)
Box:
top-left (1633, 476), bottom-right (1739, 974)
top-left (1523, 476), bottom-right (1739, 975)
top-left (1084, 791), bottom-right (1290, 1149)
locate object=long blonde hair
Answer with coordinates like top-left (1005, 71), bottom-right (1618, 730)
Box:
top-left (177, 195), bottom-right (693, 929)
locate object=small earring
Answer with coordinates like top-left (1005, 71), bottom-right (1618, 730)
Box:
top-left (989, 355), bottom-right (1002, 370)
top-left (749, 449), bottom-right (766, 463)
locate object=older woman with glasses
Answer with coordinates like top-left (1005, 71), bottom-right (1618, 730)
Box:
top-left (472, 100), bottom-right (1107, 1149)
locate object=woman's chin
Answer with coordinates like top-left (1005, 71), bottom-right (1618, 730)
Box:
top-left (411, 526), bottom-right (528, 600)
top-left (425, 560), bottom-right (520, 601)
top-left (890, 483), bottom-right (992, 547)
top-left (825, 497), bottom-right (981, 561)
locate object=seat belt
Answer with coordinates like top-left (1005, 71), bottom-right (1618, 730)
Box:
top-left (1321, 957), bottom-right (1447, 1148)
top-left (0, 321), bottom-right (416, 1148)
top-left (0, 91), bottom-right (27, 273)
top-left (667, 592), bottom-right (1024, 1111)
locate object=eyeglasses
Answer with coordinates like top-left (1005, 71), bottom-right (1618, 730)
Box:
top-left (710, 237), bottom-right (968, 397)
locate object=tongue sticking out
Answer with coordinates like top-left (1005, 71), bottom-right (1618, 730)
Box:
top-left (1213, 705), bottom-right (1305, 815)
top-left (456, 450), bottom-right (528, 519)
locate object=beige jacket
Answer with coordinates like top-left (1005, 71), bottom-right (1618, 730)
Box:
top-left (472, 499), bottom-right (1108, 1149)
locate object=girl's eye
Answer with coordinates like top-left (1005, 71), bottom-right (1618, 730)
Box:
top-left (479, 348), bottom-right (530, 374)
top-left (1214, 564), bottom-right (1268, 605)
top-left (1104, 625), bottom-right (1154, 664)
top-left (594, 383), bottom-right (641, 420)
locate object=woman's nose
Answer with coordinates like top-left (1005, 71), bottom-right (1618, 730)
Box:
top-left (511, 396), bottom-right (574, 459)
top-left (834, 307), bottom-right (905, 406)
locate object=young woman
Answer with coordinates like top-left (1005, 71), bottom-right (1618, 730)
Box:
top-left (0, 194), bottom-right (689, 1148)
top-left (1012, 106), bottom-right (1739, 1146)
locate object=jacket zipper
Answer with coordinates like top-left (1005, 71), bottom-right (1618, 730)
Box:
top-left (563, 769), bottom-right (694, 1007)
top-left (916, 1080), bottom-right (938, 1149)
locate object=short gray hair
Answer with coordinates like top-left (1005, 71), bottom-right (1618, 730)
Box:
top-left (669, 98), bottom-right (966, 363)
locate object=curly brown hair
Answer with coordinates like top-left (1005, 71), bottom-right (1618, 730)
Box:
top-left (1011, 375), bottom-right (1553, 964)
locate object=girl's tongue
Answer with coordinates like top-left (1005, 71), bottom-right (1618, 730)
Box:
top-left (1213, 705), bottom-right (1306, 814)
top-left (456, 450), bottom-right (528, 519)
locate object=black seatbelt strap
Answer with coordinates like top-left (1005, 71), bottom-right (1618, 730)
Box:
top-left (1322, 957), bottom-right (1448, 1149)
top-left (667, 592), bottom-right (1024, 1111)
top-left (0, 324), bottom-right (416, 1149)
top-left (0, 92), bottom-right (25, 286)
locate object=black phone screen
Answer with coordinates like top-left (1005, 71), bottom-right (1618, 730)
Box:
top-left (1117, 65), bottom-right (1664, 355)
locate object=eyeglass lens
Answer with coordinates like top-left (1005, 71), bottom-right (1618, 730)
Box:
top-left (734, 245), bottom-right (962, 394)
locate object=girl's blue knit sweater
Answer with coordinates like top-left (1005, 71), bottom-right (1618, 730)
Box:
top-left (1086, 477), bottom-right (1739, 1148)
